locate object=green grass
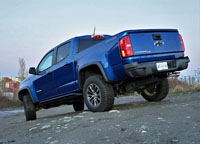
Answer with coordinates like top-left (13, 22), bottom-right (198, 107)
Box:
top-left (169, 87), bottom-right (200, 94)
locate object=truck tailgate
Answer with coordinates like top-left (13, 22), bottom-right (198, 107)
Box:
top-left (129, 31), bottom-right (182, 56)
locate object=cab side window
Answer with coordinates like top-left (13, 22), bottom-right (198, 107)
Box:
top-left (56, 42), bottom-right (71, 63)
top-left (38, 51), bottom-right (54, 72)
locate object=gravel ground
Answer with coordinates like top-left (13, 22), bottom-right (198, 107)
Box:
top-left (0, 92), bottom-right (199, 144)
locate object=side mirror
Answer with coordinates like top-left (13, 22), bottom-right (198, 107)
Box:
top-left (29, 67), bottom-right (37, 75)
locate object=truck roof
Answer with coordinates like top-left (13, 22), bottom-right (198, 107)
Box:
top-left (53, 34), bottom-right (111, 49)
top-left (49, 29), bottom-right (178, 52)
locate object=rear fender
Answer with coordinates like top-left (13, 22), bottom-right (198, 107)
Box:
top-left (78, 62), bottom-right (109, 89)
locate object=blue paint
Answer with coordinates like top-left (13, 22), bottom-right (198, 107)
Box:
top-left (19, 29), bottom-right (186, 103)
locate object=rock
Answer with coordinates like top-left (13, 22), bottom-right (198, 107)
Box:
top-left (157, 117), bottom-right (164, 120)
top-left (29, 127), bottom-right (37, 131)
top-left (74, 115), bottom-right (84, 118)
top-left (56, 130), bottom-right (61, 133)
top-left (157, 117), bottom-right (166, 122)
top-left (138, 125), bottom-right (148, 134)
top-left (50, 140), bottom-right (58, 144)
top-left (40, 125), bottom-right (51, 130)
top-left (121, 128), bottom-right (127, 132)
top-left (47, 137), bottom-right (52, 140)
top-left (82, 111), bottom-right (89, 114)
top-left (63, 116), bottom-right (72, 119)
top-left (170, 138), bottom-right (179, 143)
top-left (109, 110), bottom-right (120, 113)
top-left (63, 119), bottom-right (73, 123)
top-left (51, 120), bottom-right (57, 123)
top-left (8, 140), bottom-right (15, 143)
top-left (141, 130), bottom-right (147, 134)
top-left (186, 116), bottom-right (191, 119)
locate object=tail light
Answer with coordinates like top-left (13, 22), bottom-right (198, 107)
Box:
top-left (179, 34), bottom-right (185, 52)
top-left (91, 35), bottom-right (104, 39)
top-left (120, 36), bottom-right (133, 58)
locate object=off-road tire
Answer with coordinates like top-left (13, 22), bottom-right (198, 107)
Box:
top-left (73, 98), bottom-right (84, 111)
top-left (83, 74), bottom-right (114, 112)
top-left (141, 77), bottom-right (169, 102)
top-left (23, 95), bottom-right (36, 121)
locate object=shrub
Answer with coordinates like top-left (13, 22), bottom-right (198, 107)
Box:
top-left (168, 78), bottom-right (200, 93)
top-left (0, 92), bottom-right (22, 109)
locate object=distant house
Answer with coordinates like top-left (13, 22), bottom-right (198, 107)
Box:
top-left (0, 77), bottom-right (21, 100)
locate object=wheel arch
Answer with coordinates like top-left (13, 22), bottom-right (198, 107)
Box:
top-left (18, 88), bottom-right (34, 102)
top-left (78, 62), bottom-right (109, 90)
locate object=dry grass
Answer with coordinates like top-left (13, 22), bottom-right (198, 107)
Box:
top-left (168, 78), bottom-right (200, 93)
top-left (0, 78), bottom-right (199, 108)
top-left (0, 93), bottom-right (23, 109)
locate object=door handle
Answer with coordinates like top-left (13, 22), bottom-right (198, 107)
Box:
top-left (46, 71), bottom-right (52, 75)
top-left (64, 62), bottom-right (70, 66)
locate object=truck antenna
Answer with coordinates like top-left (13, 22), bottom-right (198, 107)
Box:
top-left (93, 26), bottom-right (96, 36)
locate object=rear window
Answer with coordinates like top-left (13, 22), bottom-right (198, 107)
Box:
top-left (56, 42), bottom-right (71, 63)
top-left (77, 38), bottom-right (105, 52)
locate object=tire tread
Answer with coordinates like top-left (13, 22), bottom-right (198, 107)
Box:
top-left (83, 74), bottom-right (114, 112)
top-left (23, 95), bottom-right (36, 121)
top-left (141, 78), bottom-right (169, 102)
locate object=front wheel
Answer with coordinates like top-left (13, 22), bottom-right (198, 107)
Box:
top-left (23, 95), bottom-right (36, 121)
top-left (83, 74), bottom-right (114, 112)
top-left (141, 77), bottom-right (169, 102)
top-left (73, 98), bottom-right (84, 111)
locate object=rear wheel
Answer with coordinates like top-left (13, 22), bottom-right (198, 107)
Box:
top-left (141, 77), bottom-right (169, 102)
top-left (23, 95), bottom-right (36, 121)
top-left (83, 74), bottom-right (114, 112)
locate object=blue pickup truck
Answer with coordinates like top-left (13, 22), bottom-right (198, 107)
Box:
top-left (18, 29), bottom-right (189, 121)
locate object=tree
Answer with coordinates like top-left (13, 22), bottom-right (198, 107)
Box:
top-left (18, 57), bottom-right (27, 81)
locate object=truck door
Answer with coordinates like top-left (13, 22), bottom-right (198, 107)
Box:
top-left (53, 42), bottom-right (76, 96)
top-left (33, 50), bottom-right (57, 101)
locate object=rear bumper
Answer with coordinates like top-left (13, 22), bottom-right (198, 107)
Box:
top-left (124, 56), bottom-right (190, 78)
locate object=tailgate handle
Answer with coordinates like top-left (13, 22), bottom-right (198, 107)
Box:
top-left (152, 34), bottom-right (162, 40)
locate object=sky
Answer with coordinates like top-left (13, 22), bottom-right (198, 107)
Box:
top-left (0, 0), bottom-right (199, 77)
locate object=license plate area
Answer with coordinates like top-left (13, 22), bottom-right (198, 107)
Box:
top-left (156, 62), bottom-right (168, 71)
